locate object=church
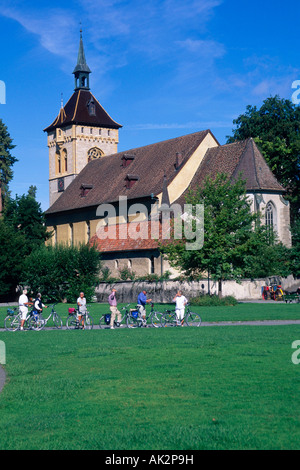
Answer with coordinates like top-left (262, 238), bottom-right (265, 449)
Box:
top-left (44, 32), bottom-right (291, 278)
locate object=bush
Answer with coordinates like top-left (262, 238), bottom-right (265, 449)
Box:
top-left (189, 294), bottom-right (238, 307)
top-left (20, 244), bottom-right (102, 303)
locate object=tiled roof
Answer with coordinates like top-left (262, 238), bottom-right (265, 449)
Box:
top-left (89, 219), bottom-right (169, 252)
top-left (174, 138), bottom-right (285, 206)
top-left (44, 89), bottom-right (122, 132)
top-left (45, 130), bottom-right (211, 214)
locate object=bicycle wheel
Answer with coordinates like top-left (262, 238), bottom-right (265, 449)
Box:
top-left (126, 313), bottom-right (141, 328)
top-left (29, 314), bottom-right (45, 331)
top-left (186, 311), bottom-right (202, 327)
top-left (161, 311), bottom-right (177, 327)
top-left (150, 311), bottom-right (163, 328)
top-left (53, 312), bottom-right (63, 329)
top-left (84, 314), bottom-right (94, 330)
top-left (66, 314), bottom-right (78, 330)
top-left (4, 314), bottom-right (21, 332)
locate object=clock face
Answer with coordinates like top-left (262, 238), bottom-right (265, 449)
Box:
top-left (58, 178), bottom-right (64, 192)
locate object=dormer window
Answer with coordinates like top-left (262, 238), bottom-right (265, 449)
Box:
top-left (122, 154), bottom-right (135, 168)
top-left (80, 184), bottom-right (93, 197)
top-left (174, 152), bottom-right (183, 170)
top-left (125, 174), bottom-right (139, 189)
top-left (87, 98), bottom-right (96, 116)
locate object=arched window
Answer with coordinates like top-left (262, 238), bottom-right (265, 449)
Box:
top-left (56, 151), bottom-right (61, 174)
top-left (62, 149), bottom-right (67, 173)
top-left (265, 202), bottom-right (276, 229)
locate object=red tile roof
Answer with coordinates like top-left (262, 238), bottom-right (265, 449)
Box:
top-left (89, 219), bottom-right (170, 252)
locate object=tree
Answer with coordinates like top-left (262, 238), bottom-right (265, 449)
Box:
top-left (20, 244), bottom-right (102, 302)
top-left (0, 219), bottom-right (27, 300)
top-left (4, 185), bottom-right (51, 253)
top-left (0, 119), bottom-right (18, 208)
top-left (227, 95), bottom-right (300, 222)
top-left (160, 173), bottom-right (290, 297)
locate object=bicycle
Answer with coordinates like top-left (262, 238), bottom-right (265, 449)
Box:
top-left (161, 303), bottom-right (202, 327)
top-left (66, 306), bottom-right (94, 330)
top-left (4, 307), bottom-right (45, 332)
top-left (42, 302), bottom-right (63, 329)
top-left (99, 304), bottom-right (131, 329)
top-left (126, 303), bottom-right (163, 328)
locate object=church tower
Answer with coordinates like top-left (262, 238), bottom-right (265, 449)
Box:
top-left (44, 30), bottom-right (122, 207)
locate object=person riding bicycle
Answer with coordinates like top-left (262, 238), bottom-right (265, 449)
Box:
top-left (173, 291), bottom-right (188, 326)
top-left (108, 288), bottom-right (122, 329)
top-left (77, 292), bottom-right (87, 329)
top-left (137, 290), bottom-right (152, 327)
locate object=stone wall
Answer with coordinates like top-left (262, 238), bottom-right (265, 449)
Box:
top-left (95, 275), bottom-right (298, 303)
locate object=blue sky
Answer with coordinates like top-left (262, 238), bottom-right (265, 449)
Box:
top-left (0, 0), bottom-right (299, 210)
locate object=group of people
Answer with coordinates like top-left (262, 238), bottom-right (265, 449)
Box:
top-left (108, 287), bottom-right (188, 329)
top-left (18, 289), bottom-right (47, 331)
top-left (18, 287), bottom-right (188, 330)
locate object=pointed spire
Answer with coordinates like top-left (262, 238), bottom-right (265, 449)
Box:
top-left (73, 28), bottom-right (91, 91)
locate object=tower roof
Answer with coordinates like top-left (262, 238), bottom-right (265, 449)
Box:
top-left (43, 89), bottom-right (122, 132)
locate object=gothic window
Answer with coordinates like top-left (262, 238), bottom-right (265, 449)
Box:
top-left (87, 147), bottom-right (103, 162)
top-left (56, 151), bottom-right (61, 174)
top-left (265, 202), bottom-right (276, 228)
top-left (62, 149), bottom-right (67, 173)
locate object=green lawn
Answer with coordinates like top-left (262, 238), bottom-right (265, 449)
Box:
top-left (0, 320), bottom-right (300, 449)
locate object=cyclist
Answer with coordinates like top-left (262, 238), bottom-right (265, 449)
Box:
top-left (77, 292), bottom-right (87, 329)
top-left (173, 291), bottom-right (188, 326)
top-left (108, 288), bottom-right (121, 329)
top-left (18, 289), bottom-right (32, 331)
top-left (137, 290), bottom-right (152, 327)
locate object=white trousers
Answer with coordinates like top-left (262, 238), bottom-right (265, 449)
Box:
top-left (176, 308), bottom-right (185, 320)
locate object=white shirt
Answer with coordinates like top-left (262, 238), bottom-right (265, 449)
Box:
top-left (19, 294), bottom-right (28, 312)
top-left (77, 296), bottom-right (87, 313)
top-left (174, 295), bottom-right (188, 309)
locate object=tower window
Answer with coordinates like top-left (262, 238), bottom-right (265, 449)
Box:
top-left (90, 128), bottom-right (93, 135)
top-left (87, 99), bottom-right (96, 116)
top-left (81, 127), bottom-right (84, 134)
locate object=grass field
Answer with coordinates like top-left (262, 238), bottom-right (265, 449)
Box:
top-left (0, 302), bottom-right (299, 450)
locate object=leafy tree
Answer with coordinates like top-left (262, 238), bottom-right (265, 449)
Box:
top-left (20, 244), bottom-right (102, 302)
top-left (227, 95), bottom-right (300, 222)
top-left (0, 119), bottom-right (17, 208)
top-left (0, 219), bottom-right (27, 300)
top-left (160, 173), bottom-right (290, 297)
top-left (4, 185), bottom-right (51, 253)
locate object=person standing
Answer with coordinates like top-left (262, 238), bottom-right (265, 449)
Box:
top-left (33, 293), bottom-right (48, 316)
top-left (108, 288), bottom-right (122, 329)
top-left (18, 289), bottom-right (32, 331)
top-left (77, 292), bottom-right (87, 329)
top-left (173, 291), bottom-right (188, 326)
top-left (137, 290), bottom-right (152, 326)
